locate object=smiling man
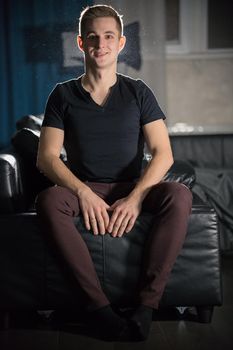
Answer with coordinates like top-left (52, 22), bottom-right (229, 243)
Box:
top-left (36, 4), bottom-right (192, 342)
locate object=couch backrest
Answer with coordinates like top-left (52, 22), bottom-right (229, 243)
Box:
top-left (170, 134), bottom-right (233, 169)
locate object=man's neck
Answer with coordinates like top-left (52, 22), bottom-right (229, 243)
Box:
top-left (82, 67), bottom-right (117, 93)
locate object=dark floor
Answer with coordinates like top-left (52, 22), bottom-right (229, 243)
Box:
top-left (1, 252), bottom-right (233, 350)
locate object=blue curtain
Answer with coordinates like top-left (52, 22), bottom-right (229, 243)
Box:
top-left (0, 0), bottom-right (92, 148)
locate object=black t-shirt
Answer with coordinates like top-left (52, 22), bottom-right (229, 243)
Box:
top-left (43, 73), bottom-right (165, 183)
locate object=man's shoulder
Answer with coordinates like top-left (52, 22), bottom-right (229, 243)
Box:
top-left (56, 77), bottom-right (80, 89)
top-left (118, 73), bottom-right (147, 91)
top-left (50, 77), bottom-right (82, 100)
top-left (118, 73), bottom-right (141, 85)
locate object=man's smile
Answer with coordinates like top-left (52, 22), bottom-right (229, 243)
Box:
top-left (94, 51), bottom-right (109, 57)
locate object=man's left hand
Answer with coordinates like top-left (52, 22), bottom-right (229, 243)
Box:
top-left (107, 196), bottom-right (142, 237)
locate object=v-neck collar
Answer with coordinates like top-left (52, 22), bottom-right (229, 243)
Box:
top-left (77, 74), bottom-right (119, 109)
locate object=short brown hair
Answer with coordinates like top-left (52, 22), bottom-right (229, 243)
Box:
top-left (79, 4), bottom-right (123, 37)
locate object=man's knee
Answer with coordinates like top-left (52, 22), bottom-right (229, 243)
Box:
top-left (162, 181), bottom-right (193, 214)
top-left (143, 181), bottom-right (192, 215)
top-left (35, 186), bottom-right (71, 215)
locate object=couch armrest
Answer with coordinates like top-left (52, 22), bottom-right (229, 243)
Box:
top-left (0, 146), bottom-right (53, 213)
top-left (163, 160), bottom-right (196, 189)
top-left (0, 150), bottom-right (25, 213)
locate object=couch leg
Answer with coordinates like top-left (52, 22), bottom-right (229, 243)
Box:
top-left (196, 306), bottom-right (214, 323)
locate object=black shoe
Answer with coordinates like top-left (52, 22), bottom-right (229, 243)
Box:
top-left (129, 305), bottom-right (153, 341)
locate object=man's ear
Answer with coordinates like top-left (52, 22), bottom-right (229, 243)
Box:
top-left (77, 35), bottom-right (84, 52)
top-left (118, 35), bottom-right (126, 53)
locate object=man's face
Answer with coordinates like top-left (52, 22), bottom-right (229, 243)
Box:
top-left (78, 17), bottom-right (125, 69)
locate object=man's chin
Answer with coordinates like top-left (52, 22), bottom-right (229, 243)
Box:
top-left (91, 61), bottom-right (115, 70)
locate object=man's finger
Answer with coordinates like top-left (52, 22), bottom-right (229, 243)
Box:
top-left (107, 209), bottom-right (120, 233)
top-left (90, 215), bottom-right (99, 235)
top-left (125, 217), bottom-right (136, 233)
top-left (111, 213), bottom-right (125, 237)
top-left (117, 216), bottom-right (130, 237)
top-left (83, 211), bottom-right (91, 230)
top-left (102, 209), bottom-right (110, 232)
top-left (96, 212), bottom-right (106, 235)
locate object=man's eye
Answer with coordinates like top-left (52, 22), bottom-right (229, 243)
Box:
top-left (106, 35), bottom-right (113, 39)
top-left (87, 35), bottom-right (96, 40)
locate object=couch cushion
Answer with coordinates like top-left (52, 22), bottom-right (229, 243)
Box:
top-left (0, 208), bottom-right (222, 309)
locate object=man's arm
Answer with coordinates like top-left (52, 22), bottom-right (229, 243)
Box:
top-left (37, 126), bottom-right (110, 235)
top-left (107, 119), bottom-right (174, 237)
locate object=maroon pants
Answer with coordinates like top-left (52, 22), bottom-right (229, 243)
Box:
top-left (36, 181), bottom-right (192, 310)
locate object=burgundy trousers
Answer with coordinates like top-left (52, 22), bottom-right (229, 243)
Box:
top-left (36, 181), bottom-right (192, 310)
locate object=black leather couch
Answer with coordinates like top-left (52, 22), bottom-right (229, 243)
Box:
top-left (170, 133), bottom-right (233, 252)
top-left (0, 116), bottom-right (223, 324)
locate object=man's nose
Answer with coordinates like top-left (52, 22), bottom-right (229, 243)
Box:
top-left (96, 36), bottom-right (105, 48)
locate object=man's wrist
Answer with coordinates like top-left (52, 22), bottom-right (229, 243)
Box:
top-left (128, 186), bottom-right (149, 203)
top-left (75, 183), bottom-right (91, 197)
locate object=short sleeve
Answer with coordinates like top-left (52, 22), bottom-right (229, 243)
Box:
top-left (42, 84), bottom-right (65, 130)
top-left (137, 79), bottom-right (166, 125)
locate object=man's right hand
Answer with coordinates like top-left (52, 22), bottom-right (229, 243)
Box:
top-left (77, 186), bottom-right (110, 235)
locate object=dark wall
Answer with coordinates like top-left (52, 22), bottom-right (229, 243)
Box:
top-left (0, 0), bottom-right (92, 149)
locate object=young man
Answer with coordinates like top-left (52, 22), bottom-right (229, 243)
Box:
top-left (36, 4), bottom-right (192, 341)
